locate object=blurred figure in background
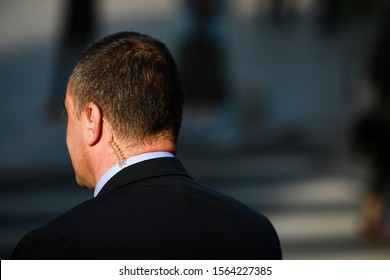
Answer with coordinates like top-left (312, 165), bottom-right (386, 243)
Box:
top-left (352, 6), bottom-right (390, 240)
top-left (269, 0), bottom-right (298, 27)
top-left (178, 0), bottom-right (227, 128)
top-left (46, 0), bottom-right (98, 120)
top-left (318, 0), bottom-right (378, 33)
top-left (319, 0), bottom-right (341, 32)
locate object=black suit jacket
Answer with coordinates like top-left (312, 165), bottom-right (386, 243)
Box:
top-left (11, 157), bottom-right (282, 259)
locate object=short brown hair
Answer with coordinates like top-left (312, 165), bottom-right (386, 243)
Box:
top-left (69, 31), bottom-right (184, 143)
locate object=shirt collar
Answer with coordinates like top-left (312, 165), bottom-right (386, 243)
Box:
top-left (94, 151), bottom-right (174, 197)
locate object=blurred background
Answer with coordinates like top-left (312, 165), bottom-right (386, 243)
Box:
top-left (1, 0), bottom-right (390, 259)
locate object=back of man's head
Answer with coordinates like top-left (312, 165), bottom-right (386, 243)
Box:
top-left (69, 31), bottom-right (184, 144)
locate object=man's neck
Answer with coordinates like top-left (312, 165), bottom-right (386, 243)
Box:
top-left (93, 151), bottom-right (175, 197)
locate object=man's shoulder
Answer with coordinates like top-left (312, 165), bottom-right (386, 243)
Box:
top-left (47, 196), bottom-right (104, 227)
top-left (11, 225), bottom-right (74, 259)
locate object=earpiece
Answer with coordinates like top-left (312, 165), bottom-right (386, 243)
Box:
top-left (103, 119), bottom-right (127, 167)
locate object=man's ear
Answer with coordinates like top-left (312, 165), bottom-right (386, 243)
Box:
top-left (84, 103), bottom-right (103, 146)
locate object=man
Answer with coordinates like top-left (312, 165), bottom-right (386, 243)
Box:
top-left (12, 32), bottom-right (282, 259)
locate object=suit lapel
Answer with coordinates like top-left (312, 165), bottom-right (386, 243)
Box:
top-left (97, 157), bottom-right (192, 196)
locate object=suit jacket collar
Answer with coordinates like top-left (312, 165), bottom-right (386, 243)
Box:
top-left (97, 157), bottom-right (192, 196)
